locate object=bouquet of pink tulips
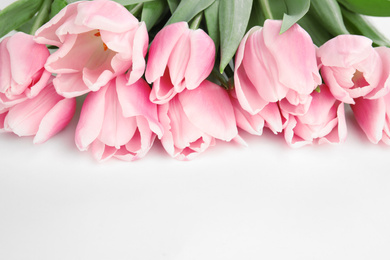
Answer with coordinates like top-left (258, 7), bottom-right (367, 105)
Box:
top-left (1, 0), bottom-right (390, 161)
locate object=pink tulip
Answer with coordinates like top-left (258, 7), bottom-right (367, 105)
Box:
top-left (145, 22), bottom-right (215, 104)
top-left (159, 80), bottom-right (237, 160)
top-left (1, 81), bottom-right (76, 144)
top-left (234, 20), bottom-right (321, 116)
top-left (317, 36), bottom-right (390, 104)
top-left (34, 0), bottom-right (148, 98)
top-left (283, 85), bottom-right (347, 148)
top-left (350, 93), bottom-right (390, 144)
top-left (229, 91), bottom-right (284, 135)
top-left (0, 32), bottom-right (51, 109)
top-left (75, 75), bottom-right (162, 161)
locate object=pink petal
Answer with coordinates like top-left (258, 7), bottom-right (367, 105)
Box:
top-left (168, 32), bottom-right (191, 88)
top-left (34, 97), bottom-right (76, 144)
top-left (75, 84), bottom-right (107, 150)
top-left (318, 35), bottom-right (373, 68)
top-left (145, 22), bottom-right (188, 83)
top-left (149, 68), bottom-right (177, 104)
top-left (116, 75), bottom-right (162, 137)
top-left (242, 28), bottom-right (288, 102)
top-left (54, 73), bottom-right (91, 98)
top-left (351, 97), bottom-right (386, 144)
top-left (262, 20), bottom-right (320, 95)
top-left (179, 80), bottom-right (237, 141)
top-left (127, 22), bottom-right (148, 85)
top-left (4, 85), bottom-right (62, 137)
top-left (184, 29), bottom-right (215, 90)
top-left (90, 140), bottom-right (117, 162)
top-left (7, 33), bottom-right (49, 88)
top-left (34, 3), bottom-right (81, 46)
top-left (75, 0), bottom-right (138, 33)
top-left (97, 81), bottom-right (138, 148)
top-left (365, 47), bottom-right (390, 99)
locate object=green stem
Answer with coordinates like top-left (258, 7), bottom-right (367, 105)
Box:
top-left (258, 0), bottom-right (273, 20)
top-left (130, 3), bottom-right (143, 17)
top-left (190, 12), bottom-right (203, 30)
top-left (224, 63), bottom-right (234, 79)
top-left (30, 0), bottom-right (52, 35)
top-left (211, 68), bottom-right (228, 89)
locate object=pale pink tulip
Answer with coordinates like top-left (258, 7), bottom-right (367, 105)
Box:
top-left (145, 22), bottom-right (215, 104)
top-left (75, 75), bottom-right (162, 161)
top-left (34, 0), bottom-right (148, 98)
top-left (0, 32), bottom-right (51, 109)
top-left (318, 36), bottom-right (390, 104)
top-left (350, 93), bottom-right (390, 144)
top-left (1, 82), bottom-right (76, 144)
top-left (234, 20), bottom-right (321, 116)
top-left (283, 85), bottom-right (347, 148)
top-left (229, 91), bottom-right (284, 135)
top-left (159, 80), bottom-right (237, 160)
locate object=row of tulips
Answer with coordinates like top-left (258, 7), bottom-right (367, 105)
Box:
top-left (1, 0), bottom-right (389, 161)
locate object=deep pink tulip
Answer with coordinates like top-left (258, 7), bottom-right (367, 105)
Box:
top-left (350, 93), bottom-right (390, 144)
top-left (1, 81), bottom-right (76, 144)
top-left (158, 80), bottom-right (237, 160)
top-left (318, 35), bottom-right (390, 104)
top-left (34, 0), bottom-right (148, 98)
top-left (0, 32), bottom-right (51, 110)
top-left (75, 75), bottom-right (162, 161)
top-left (145, 22), bottom-right (215, 104)
top-left (283, 85), bottom-right (347, 147)
top-left (234, 20), bottom-right (321, 116)
top-left (229, 91), bottom-right (284, 136)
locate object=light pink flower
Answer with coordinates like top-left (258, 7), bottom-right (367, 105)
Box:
top-left (145, 22), bottom-right (215, 104)
top-left (75, 75), bottom-right (162, 161)
top-left (1, 81), bottom-right (76, 144)
top-left (159, 80), bottom-right (237, 160)
top-left (283, 85), bottom-right (347, 148)
top-left (317, 35), bottom-right (390, 104)
top-left (234, 20), bottom-right (321, 116)
top-left (0, 32), bottom-right (51, 110)
top-left (229, 91), bottom-right (284, 135)
top-left (350, 93), bottom-right (390, 144)
top-left (34, 0), bottom-right (148, 98)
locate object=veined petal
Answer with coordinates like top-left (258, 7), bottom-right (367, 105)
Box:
top-left (351, 97), bottom-right (386, 144)
top-left (75, 83), bottom-right (107, 150)
top-left (34, 97), bottom-right (76, 144)
top-left (179, 80), bottom-right (237, 141)
top-left (145, 22), bottom-right (188, 83)
top-left (184, 29), bottom-right (215, 90)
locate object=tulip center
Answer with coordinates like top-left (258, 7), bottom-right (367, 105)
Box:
top-left (94, 30), bottom-right (108, 51)
top-left (352, 70), bottom-right (369, 89)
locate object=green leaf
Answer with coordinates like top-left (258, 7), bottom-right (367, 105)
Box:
top-left (297, 11), bottom-right (333, 46)
top-left (310, 0), bottom-right (349, 36)
top-left (30, 0), bottom-right (52, 34)
top-left (258, 0), bottom-right (287, 20)
top-left (141, 0), bottom-right (167, 31)
top-left (337, 0), bottom-right (390, 17)
top-left (280, 0), bottom-right (310, 33)
top-left (166, 0), bottom-right (215, 25)
top-left (167, 0), bottom-right (180, 13)
top-left (342, 7), bottom-right (390, 47)
top-left (50, 0), bottom-right (68, 19)
top-left (247, 0), bottom-right (265, 30)
top-left (113, 0), bottom-right (155, 5)
top-left (0, 0), bottom-right (44, 38)
top-left (219, 0), bottom-right (253, 73)
top-left (204, 0), bottom-right (220, 50)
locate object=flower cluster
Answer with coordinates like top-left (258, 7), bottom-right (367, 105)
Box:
top-left (1, 0), bottom-right (390, 161)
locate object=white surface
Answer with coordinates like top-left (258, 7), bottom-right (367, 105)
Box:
top-left (1, 1), bottom-right (390, 259)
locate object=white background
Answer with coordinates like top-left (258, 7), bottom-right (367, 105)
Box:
top-left (1, 0), bottom-right (390, 259)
